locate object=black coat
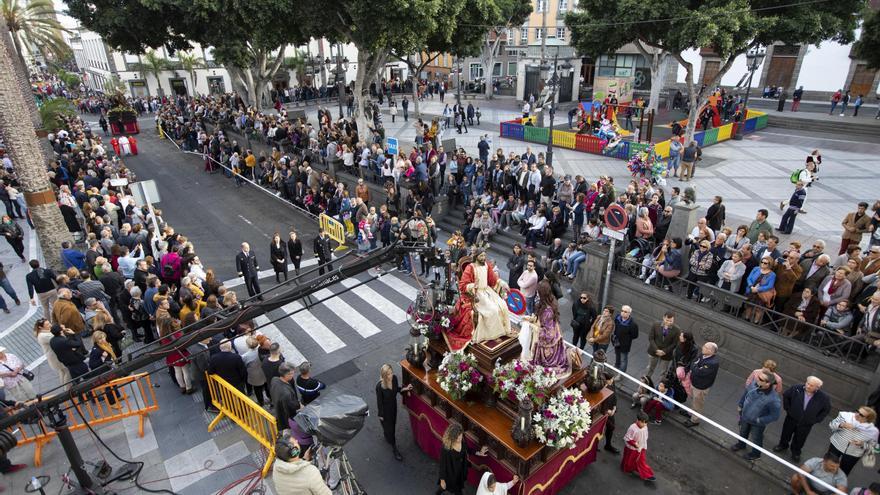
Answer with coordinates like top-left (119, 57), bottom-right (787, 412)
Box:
top-left (269, 376), bottom-right (301, 431)
top-left (438, 446), bottom-right (470, 493)
top-left (689, 354), bottom-right (720, 390)
top-left (612, 316), bottom-right (639, 353)
top-left (50, 334), bottom-right (86, 367)
top-left (506, 253), bottom-right (526, 289)
top-left (313, 234), bottom-right (332, 262)
top-left (571, 299), bottom-right (597, 333)
top-left (287, 238), bottom-right (303, 260)
top-left (269, 241), bottom-right (286, 272)
top-left (207, 351), bottom-right (247, 390)
top-left (782, 384), bottom-right (831, 426)
top-left (235, 250), bottom-right (260, 279)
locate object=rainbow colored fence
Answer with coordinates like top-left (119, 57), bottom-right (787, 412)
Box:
top-left (498, 110), bottom-right (769, 161)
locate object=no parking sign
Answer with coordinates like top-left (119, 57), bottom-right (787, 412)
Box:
top-left (506, 289), bottom-right (526, 315)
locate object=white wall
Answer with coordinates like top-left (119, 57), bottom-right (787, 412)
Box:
top-left (794, 40), bottom-right (852, 92)
top-left (675, 48), bottom-right (766, 88)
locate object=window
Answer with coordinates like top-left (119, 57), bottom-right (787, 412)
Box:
top-left (470, 63), bottom-right (484, 80)
top-left (505, 28), bottom-right (513, 41)
top-left (535, 28), bottom-right (544, 40)
top-left (536, 0), bottom-right (545, 12)
top-left (493, 62), bottom-right (502, 77)
top-left (598, 54), bottom-right (635, 77)
top-left (559, 0), bottom-right (568, 11)
top-left (520, 26), bottom-right (529, 44)
top-left (556, 27), bottom-right (566, 41)
top-left (508, 62), bottom-right (517, 76)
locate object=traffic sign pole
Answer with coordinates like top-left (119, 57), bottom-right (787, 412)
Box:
top-left (601, 237), bottom-right (615, 308)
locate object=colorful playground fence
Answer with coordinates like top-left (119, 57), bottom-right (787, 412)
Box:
top-left (498, 110), bottom-right (768, 161)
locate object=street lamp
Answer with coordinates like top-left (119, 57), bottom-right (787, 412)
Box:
top-left (324, 45), bottom-right (350, 120)
top-left (733, 46), bottom-right (765, 140)
top-left (544, 50), bottom-right (572, 167)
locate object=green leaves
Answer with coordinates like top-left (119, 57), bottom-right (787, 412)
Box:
top-left (853, 8), bottom-right (880, 70)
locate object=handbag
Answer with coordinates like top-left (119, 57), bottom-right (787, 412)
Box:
top-left (862, 447), bottom-right (876, 468)
top-left (3, 363), bottom-right (34, 382)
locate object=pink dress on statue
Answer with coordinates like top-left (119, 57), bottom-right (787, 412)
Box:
top-left (530, 306), bottom-right (569, 374)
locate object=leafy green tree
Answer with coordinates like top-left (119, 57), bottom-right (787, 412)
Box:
top-left (299, 0), bottom-right (446, 137)
top-left (853, 8), bottom-right (880, 70)
top-left (64, 0), bottom-right (308, 107)
top-left (177, 51), bottom-right (205, 96)
top-left (477, 0), bottom-right (532, 99)
top-left (139, 49), bottom-right (168, 96)
top-left (566, 0), bottom-right (862, 141)
top-left (2, 0), bottom-right (70, 69)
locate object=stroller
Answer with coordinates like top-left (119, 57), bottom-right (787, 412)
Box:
top-left (621, 237), bottom-right (653, 277)
top-left (294, 394), bottom-right (369, 495)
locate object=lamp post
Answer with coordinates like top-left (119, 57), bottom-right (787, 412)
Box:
top-left (325, 44), bottom-right (350, 120)
top-left (733, 46), bottom-right (765, 140)
top-left (456, 56), bottom-right (462, 105)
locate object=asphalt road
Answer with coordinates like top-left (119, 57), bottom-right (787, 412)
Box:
top-left (128, 127), bottom-right (785, 494)
top-left (121, 128), bottom-right (320, 282)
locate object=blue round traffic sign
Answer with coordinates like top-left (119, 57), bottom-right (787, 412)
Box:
top-left (506, 289), bottom-right (526, 315)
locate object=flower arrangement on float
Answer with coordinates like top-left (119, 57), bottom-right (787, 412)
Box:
top-left (626, 144), bottom-right (665, 182)
top-left (437, 352), bottom-right (483, 400)
top-left (491, 359), bottom-right (558, 408)
top-left (532, 387), bottom-right (592, 450)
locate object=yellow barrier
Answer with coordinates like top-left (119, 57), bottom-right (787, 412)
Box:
top-left (717, 123), bottom-right (734, 141)
top-left (207, 374), bottom-right (278, 477)
top-left (319, 213), bottom-right (349, 252)
top-left (746, 109), bottom-right (766, 119)
top-left (10, 373), bottom-right (159, 466)
top-left (158, 124), bottom-right (165, 139)
top-left (521, 115), bottom-right (537, 126)
top-left (552, 131), bottom-right (577, 149)
top-left (653, 139), bottom-right (671, 159)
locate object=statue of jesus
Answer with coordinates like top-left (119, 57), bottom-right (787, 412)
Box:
top-left (445, 250), bottom-right (512, 351)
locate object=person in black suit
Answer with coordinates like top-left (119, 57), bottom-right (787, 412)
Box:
top-left (207, 341), bottom-right (247, 392)
top-left (287, 231), bottom-right (303, 276)
top-left (313, 229), bottom-right (333, 275)
top-left (772, 376), bottom-right (832, 463)
top-left (235, 242), bottom-right (262, 299)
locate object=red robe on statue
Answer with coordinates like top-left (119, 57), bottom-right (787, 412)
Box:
top-left (445, 261), bottom-right (503, 351)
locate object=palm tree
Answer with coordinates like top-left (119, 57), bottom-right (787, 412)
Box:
top-left (140, 50), bottom-right (168, 96)
top-left (283, 49), bottom-right (308, 86)
top-left (1, 0), bottom-right (70, 70)
top-left (177, 51), bottom-right (204, 96)
top-left (0, 14), bottom-right (72, 270)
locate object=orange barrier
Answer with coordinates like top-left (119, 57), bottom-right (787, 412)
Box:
top-left (207, 373), bottom-right (278, 477)
top-left (10, 373), bottom-right (159, 466)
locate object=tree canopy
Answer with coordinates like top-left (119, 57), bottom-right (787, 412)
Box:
top-left (565, 0), bottom-right (863, 139)
top-left (853, 8), bottom-right (880, 70)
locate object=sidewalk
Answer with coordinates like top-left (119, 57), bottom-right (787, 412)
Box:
top-left (0, 220), bottom-right (49, 372)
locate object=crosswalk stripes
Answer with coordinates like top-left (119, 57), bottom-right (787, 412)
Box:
top-left (224, 257), bottom-right (323, 288)
top-left (312, 288), bottom-right (382, 338)
top-left (279, 300), bottom-right (347, 353)
top-left (376, 272), bottom-right (420, 300)
top-left (338, 278), bottom-right (408, 324)
top-left (253, 315), bottom-right (307, 365)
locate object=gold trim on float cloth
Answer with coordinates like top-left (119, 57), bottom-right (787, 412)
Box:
top-left (408, 405), bottom-right (604, 495)
top-left (525, 431), bottom-right (603, 495)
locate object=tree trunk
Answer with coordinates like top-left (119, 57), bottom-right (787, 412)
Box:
top-left (353, 49), bottom-right (387, 142)
top-left (646, 53), bottom-right (667, 114)
top-left (0, 17), bottom-right (72, 270)
top-left (674, 50), bottom-right (738, 144)
top-left (481, 34), bottom-right (501, 100)
top-left (227, 65), bottom-right (251, 103)
top-left (408, 55), bottom-right (421, 117)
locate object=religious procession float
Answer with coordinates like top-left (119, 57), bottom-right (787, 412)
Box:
top-left (400, 248), bottom-right (610, 495)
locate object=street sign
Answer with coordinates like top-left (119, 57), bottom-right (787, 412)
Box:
top-left (603, 204), bottom-right (628, 231)
top-left (506, 289), bottom-right (526, 315)
top-left (602, 227), bottom-right (625, 241)
top-left (129, 180), bottom-right (160, 206)
top-left (386, 137), bottom-right (398, 156)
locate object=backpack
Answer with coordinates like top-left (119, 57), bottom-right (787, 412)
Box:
top-left (789, 169), bottom-right (802, 184)
top-left (162, 262), bottom-right (175, 279)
